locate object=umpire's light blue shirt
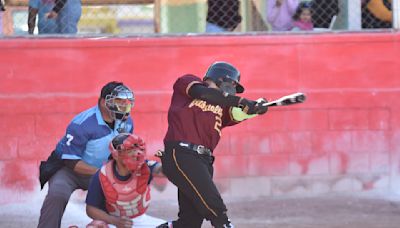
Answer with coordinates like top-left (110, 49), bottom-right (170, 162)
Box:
top-left (55, 105), bottom-right (134, 168)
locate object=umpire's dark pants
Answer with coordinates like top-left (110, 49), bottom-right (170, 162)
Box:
top-left (37, 167), bottom-right (92, 228)
top-left (161, 141), bottom-right (230, 228)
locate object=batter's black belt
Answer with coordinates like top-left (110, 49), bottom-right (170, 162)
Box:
top-left (177, 141), bottom-right (213, 156)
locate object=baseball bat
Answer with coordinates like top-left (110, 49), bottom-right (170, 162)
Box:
top-left (262, 92), bottom-right (306, 107)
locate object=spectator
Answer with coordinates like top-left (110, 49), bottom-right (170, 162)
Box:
top-left (206, 0), bottom-right (242, 32)
top-left (0, 0), bottom-right (5, 11)
top-left (85, 133), bottom-right (165, 228)
top-left (311, 0), bottom-right (339, 28)
top-left (46, 0), bottom-right (81, 34)
top-left (28, 0), bottom-right (58, 34)
top-left (291, 1), bottom-right (314, 31)
top-left (267, 0), bottom-right (299, 31)
top-left (37, 82), bottom-right (135, 228)
top-left (362, 0), bottom-right (392, 29)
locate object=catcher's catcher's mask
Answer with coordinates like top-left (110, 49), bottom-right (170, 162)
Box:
top-left (109, 133), bottom-right (146, 172)
top-left (105, 85), bottom-right (134, 120)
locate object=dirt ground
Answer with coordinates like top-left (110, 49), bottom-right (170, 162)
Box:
top-left (147, 193), bottom-right (400, 228)
top-left (1, 192), bottom-right (400, 228)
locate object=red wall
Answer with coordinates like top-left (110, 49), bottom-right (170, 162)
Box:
top-left (0, 33), bottom-right (399, 202)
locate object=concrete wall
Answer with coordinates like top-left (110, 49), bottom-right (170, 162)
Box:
top-left (0, 32), bottom-right (399, 203)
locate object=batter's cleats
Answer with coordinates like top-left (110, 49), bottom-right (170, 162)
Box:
top-left (156, 222), bottom-right (173, 228)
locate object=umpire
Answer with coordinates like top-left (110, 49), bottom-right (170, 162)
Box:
top-left (157, 62), bottom-right (268, 228)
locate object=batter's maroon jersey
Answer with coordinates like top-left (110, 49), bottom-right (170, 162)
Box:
top-left (163, 74), bottom-right (239, 151)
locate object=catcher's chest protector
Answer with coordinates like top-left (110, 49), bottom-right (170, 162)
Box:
top-left (99, 162), bottom-right (151, 218)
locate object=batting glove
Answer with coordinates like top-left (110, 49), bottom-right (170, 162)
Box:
top-left (255, 98), bottom-right (268, 115)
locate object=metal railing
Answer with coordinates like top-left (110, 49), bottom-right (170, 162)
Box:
top-left (0, 0), bottom-right (396, 36)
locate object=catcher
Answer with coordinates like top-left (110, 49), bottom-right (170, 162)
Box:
top-left (85, 133), bottom-right (165, 228)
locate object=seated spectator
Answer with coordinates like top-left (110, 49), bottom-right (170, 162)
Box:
top-left (362, 0), bottom-right (392, 29)
top-left (267, 0), bottom-right (300, 31)
top-left (206, 0), bottom-right (242, 32)
top-left (291, 2), bottom-right (314, 31)
top-left (311, 0), bottom-right (339, 28)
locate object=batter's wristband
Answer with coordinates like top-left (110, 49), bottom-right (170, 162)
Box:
top-left (224, 94), bottom-right (242, 107)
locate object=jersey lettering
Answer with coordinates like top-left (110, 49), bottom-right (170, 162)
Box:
top-left (189, 99), bottom-right (223, 116)
top-left (189, 99), bottom-right (224, 135)
top-left (214, 116), bottom-right (222, 136)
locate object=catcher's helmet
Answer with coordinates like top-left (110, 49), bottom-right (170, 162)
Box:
top-left (105, 84), bottom-right (134, 120)
top-left (203, 61), bottom-right (244, 94)
top-left (109, 133), bottom-right (146, 171)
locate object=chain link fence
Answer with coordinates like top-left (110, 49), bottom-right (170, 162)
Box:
top-left (0, 0), bottom-right (394, 36)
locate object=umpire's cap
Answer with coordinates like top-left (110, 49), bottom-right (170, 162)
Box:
top-left (100, 81), bottom-right (124, 99)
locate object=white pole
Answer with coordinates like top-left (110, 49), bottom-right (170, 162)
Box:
top-left (347, 0), bottom-right (362, 30)
top-left (393, 0), bottom-right (400, 29)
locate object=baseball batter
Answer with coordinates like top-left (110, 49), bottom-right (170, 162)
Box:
top-left (156, 61), bottom-right (268, 228)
